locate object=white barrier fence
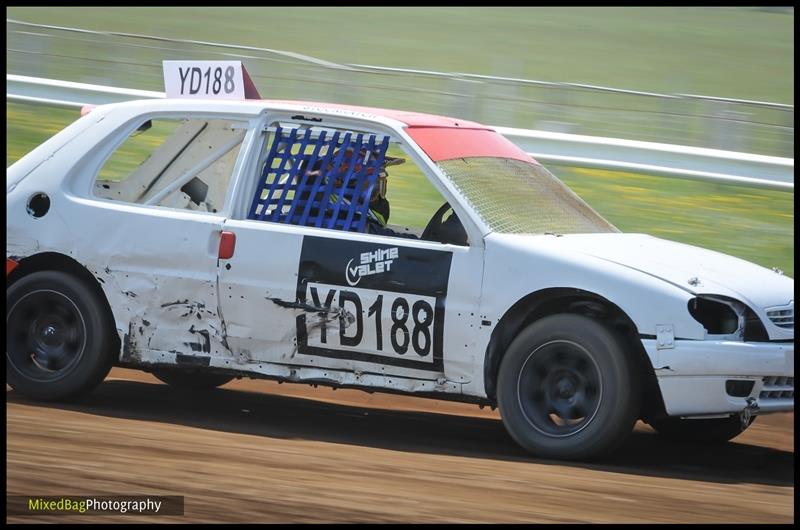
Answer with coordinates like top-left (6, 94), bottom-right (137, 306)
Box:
top-left (7, 74), bottom-right (793, 192)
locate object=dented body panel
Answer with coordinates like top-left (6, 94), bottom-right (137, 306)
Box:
top-left (6, 97), bottom-right (794, 418)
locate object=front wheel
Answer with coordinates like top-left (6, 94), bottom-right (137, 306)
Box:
top-left (647, 415), bottom-right (755, 443)
top-left (497, 314), bottom-right (640, 460)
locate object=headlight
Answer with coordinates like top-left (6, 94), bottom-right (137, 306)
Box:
top-left (688, 295), bottom-right (768, 341)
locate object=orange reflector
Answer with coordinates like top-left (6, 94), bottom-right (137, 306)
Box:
top-left (7, 258), bottom-right (19, 276)
top-left (80, 105), bottom-right (96, 117)
top-left (219, 231), bottom-right (236, 260)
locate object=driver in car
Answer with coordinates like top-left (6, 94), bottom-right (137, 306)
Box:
top-left (363, 156), bottom-right (415, 238)
top-left (304, 146), bottom-right (417, 239)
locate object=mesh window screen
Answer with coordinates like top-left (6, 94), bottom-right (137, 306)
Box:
top-left (249, 126), bottom-right (390, 232)
top-left (438, 157), bottom-right (617, 235)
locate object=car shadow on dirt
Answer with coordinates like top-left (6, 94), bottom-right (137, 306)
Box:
top-left (7, 379), bottom-right (793, 487)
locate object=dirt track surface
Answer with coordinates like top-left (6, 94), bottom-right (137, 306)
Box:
top-left (7, 368), bottom-right (794, 523)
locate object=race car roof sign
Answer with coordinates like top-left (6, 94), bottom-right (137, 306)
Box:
top-left (163, 60), bottom-right (261, 100)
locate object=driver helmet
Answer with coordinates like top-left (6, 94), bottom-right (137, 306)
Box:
top-left (309, 145), bottom-right (405, 203)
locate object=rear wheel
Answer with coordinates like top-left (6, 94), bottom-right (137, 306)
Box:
top-left (647, 415), bottom-right (755, 443)
top-left (7, 270), bottom-right (116, 400)
top-left (153, 369), bottom-right (233, 390)
top-left (497, 314), bottom-right (640, 460)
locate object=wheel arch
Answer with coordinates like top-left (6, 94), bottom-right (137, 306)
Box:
top-left (7, 251), bottom-right (121, 355)
top-left (483, 287), bottom-right (666, 421)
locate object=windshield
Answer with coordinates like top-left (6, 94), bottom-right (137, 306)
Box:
top-left (437, 157), bottom-right (618, 235)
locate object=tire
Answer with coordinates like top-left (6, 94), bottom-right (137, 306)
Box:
top-left (647, 415), bottom-right (755, 444)
top-left (152, 369), bottom-right (233, 390)
top-left (497, 313), bottom-right (640, 461)
top-left (7, 270), bottom-right (116, 401)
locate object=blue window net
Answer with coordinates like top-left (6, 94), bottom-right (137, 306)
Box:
top-left (248, 126), bottom-right (390, 232)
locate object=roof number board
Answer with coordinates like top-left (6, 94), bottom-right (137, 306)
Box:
top-left (163, 60), bottom-right (261, 100)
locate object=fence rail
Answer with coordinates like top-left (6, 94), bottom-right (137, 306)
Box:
top-left (6, 74), bottom-right (794, 192)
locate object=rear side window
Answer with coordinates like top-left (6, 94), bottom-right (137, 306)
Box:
top-left (94, 116), bottom-right (247, 213)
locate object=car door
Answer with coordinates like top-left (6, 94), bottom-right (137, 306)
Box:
top-left (217, 115), bottom-right (483, 386)
top-left (72, 110), bottom-right (256, 362)
top-left (218, 225), bottom-right (483, 384)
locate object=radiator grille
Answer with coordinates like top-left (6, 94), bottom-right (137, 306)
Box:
top-left (766, 305), bottom-right (793, 329)
top-left (760, 376), bottom-right (794, 400)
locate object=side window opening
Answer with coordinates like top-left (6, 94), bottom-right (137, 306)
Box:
top-left (248, 121), bottom-right (464, 244)
top-left (94, 117), bottom-right (247, 213)
top-left (380, 143), bottom-right (447, 236)
top-left (249, 124), bottom-right (390, 232)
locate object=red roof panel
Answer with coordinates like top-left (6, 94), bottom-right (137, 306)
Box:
top-left (264, 99), bottom-right (535, 163)
top-left (265, 99), bottom-right (489, 129)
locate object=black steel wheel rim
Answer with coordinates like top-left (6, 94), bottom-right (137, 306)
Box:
top-left (7, 289), bottom-right (87, 381)
top-left (516, 340), bottom-right (603, 437)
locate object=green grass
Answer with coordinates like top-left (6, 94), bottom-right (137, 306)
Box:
top-left (7, 8), bottom-right (793, 157)
top-left (5, 103), bottom-right (76, 167)
top-left (7, 7), bottom-right (793, 103)
top-left (7, 101), bottom-right (793, 276)
top-left (558, 167), bottom-right (794, 276)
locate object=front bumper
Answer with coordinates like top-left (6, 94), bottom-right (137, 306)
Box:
top-left (642, 339), bottom-right (794, 417)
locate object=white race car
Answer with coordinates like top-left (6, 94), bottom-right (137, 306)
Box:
top-left (7, 91), bottom-right (793, 460)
